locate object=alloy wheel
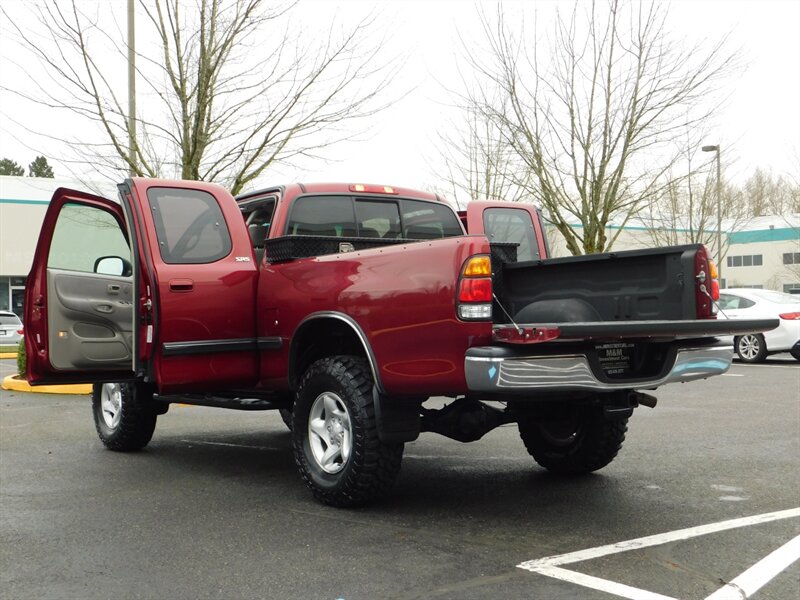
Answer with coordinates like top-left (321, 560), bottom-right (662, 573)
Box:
top-left (738, 334), bottom-right (762, 361)
top-left (100, 383), bottom-right (123, 429)
top-left (307, 392), bottom-right (352, 474)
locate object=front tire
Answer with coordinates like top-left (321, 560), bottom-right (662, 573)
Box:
top-left (292, 356), bottom-right (404, 507)
top-left (518, 405), bottom-right (627, 474)
top-left (92, 383), bottom-right (157, 451)
top-left (735, 333), bottom-right (768, 363)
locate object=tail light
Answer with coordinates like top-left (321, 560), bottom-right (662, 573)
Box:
top-left (694, 245), bottom-right (719, 319)
top-left (779, 312), bottom-right (800, 320)
top-left (457, 255), bottom-right (492, 320)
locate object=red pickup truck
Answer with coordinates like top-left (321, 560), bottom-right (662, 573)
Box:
top-left (24, 179), bottom-right (775, 506)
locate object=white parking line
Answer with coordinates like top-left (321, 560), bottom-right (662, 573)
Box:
top-left (518, 508), bottom-right (800, 600)
top-left (705, 534), bottom-right (800, 600)
top-left (534, 566), bottom-right (677, 600)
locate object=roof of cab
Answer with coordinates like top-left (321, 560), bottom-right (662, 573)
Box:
top-left (236, 182), bottom-right (444, 203)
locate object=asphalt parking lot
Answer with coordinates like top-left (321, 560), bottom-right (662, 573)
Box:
top-left (1, 358), bottom-right (798, 600)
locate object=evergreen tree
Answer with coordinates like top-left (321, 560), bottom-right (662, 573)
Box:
top-left (28, 155), bottom-right (54, 178)
top-left (0, 158), bottom-right (25, 176)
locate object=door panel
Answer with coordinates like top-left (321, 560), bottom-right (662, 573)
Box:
top-left (25, 189), bottom-right (139, 385)
top-left (47, 269), bottom-right (133, 369)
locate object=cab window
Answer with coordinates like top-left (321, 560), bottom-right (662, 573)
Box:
top-left (399, 200), bottom-right (462, 239)
top-left (147, 188), bottom-right (232, 264)
top-left (355, 200), bottom-right (401, 238)
top-left (288, 196), bottom-right (357, 237)
top-left (286, 196), bottom-right (463, 239)
top-left (483, 207), bottom-right (540, 261)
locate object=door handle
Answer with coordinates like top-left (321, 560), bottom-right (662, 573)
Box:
top-left (169, 279), bottom-right (194, 292)
top-left (108, 284), bottom-right (121, 294)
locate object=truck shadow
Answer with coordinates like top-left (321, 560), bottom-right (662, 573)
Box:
top-left (130, 423), bottom-right (634, 522)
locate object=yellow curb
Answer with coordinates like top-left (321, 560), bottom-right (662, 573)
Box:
top-left (2, 374), bottom-right (92, 395)
top-left (0, 353), bottom-right (17, 359)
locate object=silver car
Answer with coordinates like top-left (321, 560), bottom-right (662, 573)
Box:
top-left (0, 311), bottom-right (23, 346)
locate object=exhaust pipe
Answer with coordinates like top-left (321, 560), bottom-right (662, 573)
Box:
top-left (629, 391), bottom-right (658, 409)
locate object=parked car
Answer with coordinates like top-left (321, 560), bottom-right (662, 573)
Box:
top-left (717, 289), bottom-right (800, 362)
top-left (0, 311), bottom-right (23, 345)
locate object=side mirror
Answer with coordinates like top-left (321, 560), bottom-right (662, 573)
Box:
top-left (94, 256), bottom-right (132, 277)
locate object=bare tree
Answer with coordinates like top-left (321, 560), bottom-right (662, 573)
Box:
top-left (434, 106), bottom-right (531, 208)
top-left (741, 168), bottom-right (800, 216)
top-left (639, 127), bottom-right (751, 262)
top-left (2, 0), bottom-right (397, 194)
top-left (460, 0), bottom-right (739, 255)
top-left (640, 171), bottom-right (750, 263)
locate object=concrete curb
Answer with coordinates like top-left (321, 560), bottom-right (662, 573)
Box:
top-left (0, 353), bottom-right (17, 359)
top-left (2, 375), bottom-right (92, 395)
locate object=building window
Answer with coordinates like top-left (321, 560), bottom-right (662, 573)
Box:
top-left (727, 254), bottom-right (762, 267)
top-left (783, 252), bottom-right (800, 265)
top-left (784, 283), bottom-right (800, 294)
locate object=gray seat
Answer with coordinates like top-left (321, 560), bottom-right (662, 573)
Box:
top-left (359, 226), bottom-right (381, 238)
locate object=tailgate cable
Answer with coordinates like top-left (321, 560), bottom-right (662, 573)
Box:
top-left (493, 293), bottom-right (523, 334)
top-left (699, 285), bottom-right (729, 319)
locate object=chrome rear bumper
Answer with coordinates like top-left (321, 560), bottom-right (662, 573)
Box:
top-left (464, 344), bottom-right (733, 394)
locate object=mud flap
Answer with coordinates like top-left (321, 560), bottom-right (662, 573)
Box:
top-left (372, 388), bottom-right (421, 443)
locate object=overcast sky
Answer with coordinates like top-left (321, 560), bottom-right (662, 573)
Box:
top-left (1, 0), bottom-right (798, 193)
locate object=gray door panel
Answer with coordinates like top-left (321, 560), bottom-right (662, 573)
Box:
top-left (47, 269), bottom-right (134, 370)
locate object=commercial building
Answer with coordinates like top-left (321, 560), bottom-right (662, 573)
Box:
top-left (547, 214), bottom-right (800, 292)
top-left (0, 175), bottom-right (116, 315)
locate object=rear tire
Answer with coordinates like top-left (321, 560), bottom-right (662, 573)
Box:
top-left (292, 356), bottom-right (404, 507)
top-left (92, 383), bottom-right (157, 451)
top-left (735, 333), bottom-right (768, 363)
top-left (518, 405), bottom-right (627, 474)
top-left (789, 347), bottom-right (800, 362)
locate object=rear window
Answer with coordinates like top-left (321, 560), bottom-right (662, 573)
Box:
top-left (287, 196), bottom-right (357, 237)
top-left (0, 314), bottom-right (21, 326)
top-left (286, 196), bottom-right (463, 239)
top-left (718, 294), bottom-right (756, 310)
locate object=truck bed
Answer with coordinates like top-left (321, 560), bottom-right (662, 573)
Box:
top-left (494, 245), bottom-right (711, 324)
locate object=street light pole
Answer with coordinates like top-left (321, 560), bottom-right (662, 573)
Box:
top-left (702, 144), bottom-right (722, 283)
top-left (127, 0), bottom-right (136, 176)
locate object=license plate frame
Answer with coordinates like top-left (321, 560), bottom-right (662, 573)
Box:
top-left (595, 342), bottom-right (636, 377)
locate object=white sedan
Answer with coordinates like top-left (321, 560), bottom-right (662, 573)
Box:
top-left (717, 289), bottom-right (800, 363)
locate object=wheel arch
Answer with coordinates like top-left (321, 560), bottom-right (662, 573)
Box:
top-left (288, 312), bottom-right (383, 393)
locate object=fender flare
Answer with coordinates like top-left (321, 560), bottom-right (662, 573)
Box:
top-left (290, 312), bottom-right (421, 443)
top-left (290, 311), bottom-right (385, 394)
